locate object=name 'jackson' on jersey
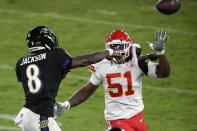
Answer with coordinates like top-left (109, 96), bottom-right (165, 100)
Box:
top-left (15, 48), bottom-right (72, 117)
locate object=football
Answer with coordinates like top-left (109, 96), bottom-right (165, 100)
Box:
top-left (156, 0), bottom-right (181, 15)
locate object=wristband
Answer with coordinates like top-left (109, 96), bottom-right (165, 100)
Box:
top-left (63, 101), bottom-right (71, 110)
top-left (156, 50), bottom-right (165, 55)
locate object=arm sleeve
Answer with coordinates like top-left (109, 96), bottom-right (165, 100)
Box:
top-left (136, 44), bottom-right (157, 77)
top-left (138, 56), bottom-right (158, 78)
top-left (58, 48), bottom-right (72, 70)
top-left (89, 72), bottom-right (102, 86)
top-left (147, 61), bottom-right (158, 78)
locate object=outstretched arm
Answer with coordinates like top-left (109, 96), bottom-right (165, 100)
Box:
top-left (71, 50), bottom-right (124, 69)
top-left (146, 29), bottom-right (170, 78)
top-left (71, 51), bottom-right (109, 69)
top-left (54, 82), bottom-right (98, 119)
top-left (69, 82), bottom-right (98, 107)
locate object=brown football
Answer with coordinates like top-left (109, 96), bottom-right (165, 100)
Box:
top-left (156, 0), bottom-right (181, 15)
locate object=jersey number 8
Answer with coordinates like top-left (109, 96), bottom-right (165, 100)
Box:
top-left (26, 64), bottom-right (42, 94)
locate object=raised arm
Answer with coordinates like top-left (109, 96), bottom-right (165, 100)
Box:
top-left (146, 29), bottom-right (170, 78)
top-left (155, 55), bottom-right (170, 78)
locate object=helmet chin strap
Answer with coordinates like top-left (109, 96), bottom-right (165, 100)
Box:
top-left (29, 46), bottom-right (46, 53)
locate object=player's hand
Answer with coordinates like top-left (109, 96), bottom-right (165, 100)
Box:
top-left (145, 29), bottom-right (169, 55)
top-left (107, 49), bottom-right (125, 64)
top-left (53, 101), bottom-right (70, 120)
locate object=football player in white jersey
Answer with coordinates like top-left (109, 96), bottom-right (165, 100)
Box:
top-left (54, 29), bottom-right (170, 131)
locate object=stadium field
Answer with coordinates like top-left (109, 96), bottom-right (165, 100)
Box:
top-left (0, 0), bottom-right (196, 131)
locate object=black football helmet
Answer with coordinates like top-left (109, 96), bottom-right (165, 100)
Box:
top-left (26, 26), bottom-right (58, 53)
top-left (108, 127), bottom-right (123, 131)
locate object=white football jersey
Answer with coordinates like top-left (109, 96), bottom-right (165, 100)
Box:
top-left (89, 45), bottom-right (158, 120)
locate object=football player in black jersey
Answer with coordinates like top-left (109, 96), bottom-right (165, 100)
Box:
top-left (54, 29), bottom-right (171, 131)
top-left (14, 26), bottom-right (124, 131)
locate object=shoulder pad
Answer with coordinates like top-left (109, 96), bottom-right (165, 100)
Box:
top-left (133, 43), bottom-right (141, 48)
top-left (136, 47), bottom-right (141, 57)
top-left (133, 44), bottom-right (141, 57)
top-left (125, 44), bottom-right (141, 62)
top-left (138, 56), bottom-right (149, 75)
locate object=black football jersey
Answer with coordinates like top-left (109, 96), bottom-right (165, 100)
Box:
top-left (15, 48), bottom-right (72, 117)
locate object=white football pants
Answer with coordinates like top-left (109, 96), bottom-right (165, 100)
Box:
top-left (14, 107), bottom-right (61, 131)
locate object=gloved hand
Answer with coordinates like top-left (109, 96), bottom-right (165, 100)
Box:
top-left (146, 29), bottom-right (169, 55)
top-left (54, 101), bottom-right (70, 120)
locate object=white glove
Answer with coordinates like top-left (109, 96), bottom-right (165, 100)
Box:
top-left (146, 29), bottom-right (169, 55)
top-left (54, 101), bottom-right (70, 120)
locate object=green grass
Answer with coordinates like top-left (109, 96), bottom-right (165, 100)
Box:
top-left (0, 0), bottom-right (197, 131)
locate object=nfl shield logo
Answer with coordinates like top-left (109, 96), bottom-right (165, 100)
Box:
top-left (126, 60), bottom-right (135, 68)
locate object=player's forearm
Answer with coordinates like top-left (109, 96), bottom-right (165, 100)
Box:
top-left (156, 55), bottom-right (170, 78)
top-left (68, 83), bottom-right (98, 108)
top-left (71, 51), bottom-right (109, 69)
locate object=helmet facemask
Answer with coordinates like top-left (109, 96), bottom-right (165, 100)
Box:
top-left (105, 30), bottom-right (132, 63)
top-left (106, 40), bottom-right (132, 58)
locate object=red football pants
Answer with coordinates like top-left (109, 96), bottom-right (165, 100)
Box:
top-left (106, 112), bottom-right (147, 131)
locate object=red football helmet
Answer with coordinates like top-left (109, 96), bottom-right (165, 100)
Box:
top-left (106, 30), bottom-right (132, 58)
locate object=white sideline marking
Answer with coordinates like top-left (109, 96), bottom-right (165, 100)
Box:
top-left (68, 75), bottom-right (197, 95)
top-left (144, 85), bottom-right (197, 95)
top-left (0, 114), bottom-right (16, 121)
top-left (88, 10), bottom-right (117, 16)
top-left (0, 126), bottom-right (20, 130)
top-left (0, 9), bottom-right (196, 36)
top-left (1, 65), bottom-right (197, 95)
top-left (0, 114), bottom-right (19, 130)
top-left (0, 65), bottom-right (14, 70)
top-left (0, 114), bottom-right (62, 130)
top-left (0, 19), bottom-right (13, 23)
